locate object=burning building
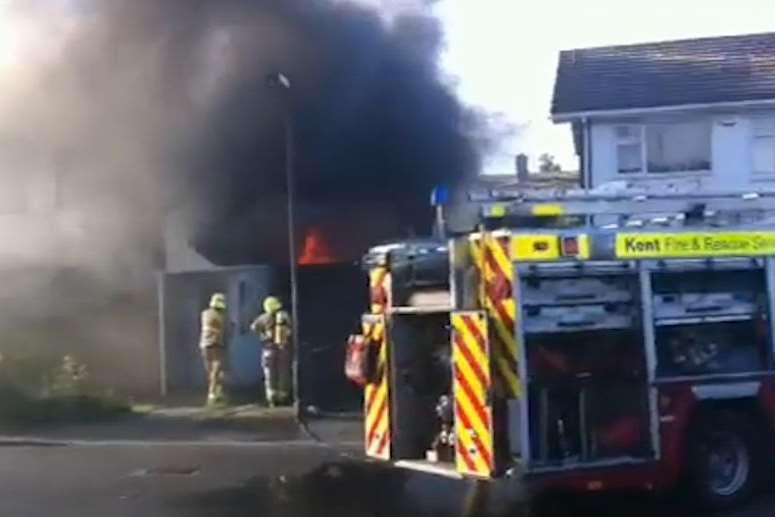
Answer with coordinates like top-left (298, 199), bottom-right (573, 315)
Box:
top-left (0, 0), bottom-right (488, 401)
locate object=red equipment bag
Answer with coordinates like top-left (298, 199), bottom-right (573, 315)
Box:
top-left (345, 334), bottom-right (373, 387)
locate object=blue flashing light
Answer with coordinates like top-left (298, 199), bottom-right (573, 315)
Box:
top-left (430, 185), bottom-right (450, 206)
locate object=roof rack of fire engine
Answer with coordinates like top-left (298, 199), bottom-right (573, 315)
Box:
top-left (473, 187), bottom-right (775, 224)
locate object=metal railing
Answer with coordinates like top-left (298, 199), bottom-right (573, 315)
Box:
top-left (474, 188), bottom-right (775, 228)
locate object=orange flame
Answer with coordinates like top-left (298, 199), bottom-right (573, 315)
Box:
top-left (298, 227), bottom-right (337, 265)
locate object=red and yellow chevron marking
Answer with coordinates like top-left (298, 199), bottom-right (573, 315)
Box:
top-left (468, 235), bottom-right (486, 308)
top-left (484, 233), bottom-right (520, 398)
top-left (452, 311), bottom-right (494, 477)
top-left (362, 314), bottom-right (391, 459)
top-left (369, 267), bottom-right (391, 314)
top-left (470, 233), bottom-right (521, 399)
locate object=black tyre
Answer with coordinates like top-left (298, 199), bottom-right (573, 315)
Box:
top-left (687, 413), bottom-right (757, 510)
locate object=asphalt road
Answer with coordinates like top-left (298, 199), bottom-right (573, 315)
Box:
top-left (0, 440), bottom-right (773, 517)
top-left (0, 442), bottom-right (340, 517)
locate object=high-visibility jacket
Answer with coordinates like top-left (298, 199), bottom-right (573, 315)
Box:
top-left (200, 308), bottom-right (226, 349)
top-left (251, 310), bottom-right (292, 348)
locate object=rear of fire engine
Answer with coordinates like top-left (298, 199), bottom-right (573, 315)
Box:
top-left (347, 189), bottom-right (775, 510)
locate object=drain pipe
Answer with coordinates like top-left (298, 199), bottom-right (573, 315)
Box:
top-left (581, 116), bottom-right (594, 227)
top-left (582, 116), bottom-right (592, 192)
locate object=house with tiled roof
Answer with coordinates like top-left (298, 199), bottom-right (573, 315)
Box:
top-left (552, 32), bottom-right (775, 190)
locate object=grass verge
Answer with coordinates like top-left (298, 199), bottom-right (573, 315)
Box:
top-left (0, 384), bottom-right (132, 430)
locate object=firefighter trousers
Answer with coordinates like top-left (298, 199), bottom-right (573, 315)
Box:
top-left (202, 346), bottom-right (226, 402)
top-left (262, 345), bottom-right (292, 406)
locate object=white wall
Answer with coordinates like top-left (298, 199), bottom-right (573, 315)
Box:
top-left (588, 111), bottom-right (775, 190)
top-left (164, 209), bottom-right (215, 273)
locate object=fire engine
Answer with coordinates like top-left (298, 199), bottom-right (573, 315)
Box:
top-left (345, 187), bottom-right (775, 509)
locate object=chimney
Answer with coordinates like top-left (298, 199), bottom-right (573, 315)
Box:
top-left (515, 153), bottom-right (529, 183)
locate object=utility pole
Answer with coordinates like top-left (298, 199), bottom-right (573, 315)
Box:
top-left (266, 72), bottom-right (300, 409)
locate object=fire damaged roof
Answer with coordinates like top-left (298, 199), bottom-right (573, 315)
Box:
top-left (552, 32), bottom-right (775, 117)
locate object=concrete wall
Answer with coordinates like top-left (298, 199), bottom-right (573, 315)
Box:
top-left (588, 111), bottom-right (775, 190)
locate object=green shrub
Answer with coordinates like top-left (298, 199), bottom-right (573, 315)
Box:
top-left (0, 353), bottom-right (131, 427)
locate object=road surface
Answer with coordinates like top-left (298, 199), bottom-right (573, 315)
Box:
top-left (0, 440), bottom-right (773, 517)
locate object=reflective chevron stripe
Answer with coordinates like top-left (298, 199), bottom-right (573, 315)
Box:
top-left (369, 267), bottom-right (391, 315)
top-left (363, 314), bottom-right (390, 459)
top-left (452, 311), bottom-right (494, 477)
top-left (484, 233), bottom-right (520, 398)
top-left (470, 232), bottom-right (521, 398)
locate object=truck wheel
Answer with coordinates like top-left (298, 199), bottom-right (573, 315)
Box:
top-left (688, 415), bottom-right (756, 510)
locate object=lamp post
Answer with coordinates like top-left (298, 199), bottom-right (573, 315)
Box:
top-left (266, 72), bottom-right (300, 409)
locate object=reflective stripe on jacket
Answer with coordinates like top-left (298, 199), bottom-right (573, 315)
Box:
top-left (200, 308), bottom-right (226, 349)
top-left (251, 310), bottom-right (292, 348)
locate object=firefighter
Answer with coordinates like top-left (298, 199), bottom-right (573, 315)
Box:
top-left (251, 296), bottom-right (293, 407)
top-left (200, 292), bottom-right (229, 405)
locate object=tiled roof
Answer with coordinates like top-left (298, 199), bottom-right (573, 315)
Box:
top-left (552, 32), bottom-right (775, 116)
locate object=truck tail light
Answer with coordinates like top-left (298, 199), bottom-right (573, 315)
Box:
top-left (371, 285), bottom-right (387, 306)
top-left (561, 236), bottom-right (579, 256)
top-left (659, 394), bottom-right (673, 412)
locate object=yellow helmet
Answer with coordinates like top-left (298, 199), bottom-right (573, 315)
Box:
top-left (264, 296), bottom-right (282, 313)
top-left (209, 293), bottom-right (227, 310)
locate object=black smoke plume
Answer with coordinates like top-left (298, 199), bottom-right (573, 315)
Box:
top-left (0, 0), bottom-right (489, 395)
top-left (2, 0), bottom-right (485, 265)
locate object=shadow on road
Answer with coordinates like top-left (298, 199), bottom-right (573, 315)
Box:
top-left (183, 461), bottom-right (411, 517)
top-left (182, 460), bottom-right (770, 517)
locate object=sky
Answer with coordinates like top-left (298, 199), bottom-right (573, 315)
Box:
top-left (433, 0), bottom-right (775, 174)
top-left (5, 1), bottom-right (775, 175)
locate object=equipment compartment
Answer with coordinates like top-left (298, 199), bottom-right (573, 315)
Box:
top-left (521, 271), bottom-right (652, 469)
top-left (520, 272), bottom-right (640, 335)
top-left (651, 268), bottom-right (772, 377)
top-left (521, 277), bottom-right (633, 306)
top-left (523, 304), bottom-right (634, 334)
top-left (653, 292), bottom-right (758, 320)
top-left (388, 313), bottom-right (453, 462)
top-left (527, 328), bottom-right (645, 380)
top-left (528, 380), bottom-right (650, 465)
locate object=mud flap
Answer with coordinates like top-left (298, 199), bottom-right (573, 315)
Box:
top-left (451, 310), bottom-right (495, 478)
top-left (362, 314), bottom-right (391, 459)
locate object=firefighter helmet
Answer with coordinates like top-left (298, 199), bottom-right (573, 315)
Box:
top-left (209, 293), bottom-right (227, 310)
top-left (264, 296), bottom-right (283, 314)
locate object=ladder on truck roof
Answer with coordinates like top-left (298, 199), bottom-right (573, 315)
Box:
top-left (475, 188), bottom-right (775, 225)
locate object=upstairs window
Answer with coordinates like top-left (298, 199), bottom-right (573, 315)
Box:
top-left (616, 121), bottom-right (712, 175)
top-left (646, 122), bottom-right (711, 173)
top-left (752, 118), bottom-right (775, 175)
top-left (615, 125), bottom-right (643, 174)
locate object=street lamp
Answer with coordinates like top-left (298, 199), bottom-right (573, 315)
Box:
top-left (266, 72), bottom-right (300, 410)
